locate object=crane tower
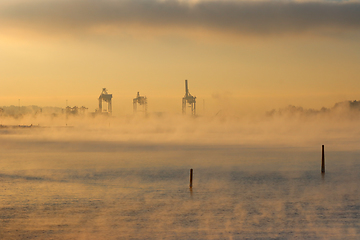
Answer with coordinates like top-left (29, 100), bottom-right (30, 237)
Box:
top-left (133, 92), bottom-right (147, 114)
top-left (98, 88), bottom-right (112, 115)
top-left (182, 80), bottom-right (196, 115)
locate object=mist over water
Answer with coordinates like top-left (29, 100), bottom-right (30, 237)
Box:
top-left (1, 103), bottom-right (360, 239)
top-left (2, 102), bottom-right (360, 149)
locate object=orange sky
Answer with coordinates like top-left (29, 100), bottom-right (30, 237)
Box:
top-left (1, 0), bottom-right (360, 116)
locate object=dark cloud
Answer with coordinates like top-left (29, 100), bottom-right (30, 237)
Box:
top-left (1, 0), bottom-right (360, 36)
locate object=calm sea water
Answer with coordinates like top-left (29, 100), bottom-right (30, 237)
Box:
top-left (1, 138), bottom-right (359, 239)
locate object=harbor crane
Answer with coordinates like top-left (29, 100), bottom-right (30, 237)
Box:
top-left (133, 92), bottom-right (147, 114)
top-left (182, 80), bottom-right (196, 115)
top-left (98, 88), bottom-right (112, 115)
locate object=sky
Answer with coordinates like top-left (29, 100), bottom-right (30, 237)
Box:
top-left (0, 0), bottom-right (360, 116)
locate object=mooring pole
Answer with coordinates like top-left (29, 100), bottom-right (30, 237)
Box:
top-left (321, 145), bottom-right (325, 173)
top-left (189, 169), bottom-right (193, 188)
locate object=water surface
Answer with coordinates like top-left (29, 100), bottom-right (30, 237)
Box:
top-left (0, 138), bottom-right (359, 239)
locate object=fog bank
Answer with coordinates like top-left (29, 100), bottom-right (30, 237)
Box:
top-left (1, 100), bottom-right (360, 150)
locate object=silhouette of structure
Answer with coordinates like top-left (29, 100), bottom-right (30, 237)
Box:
top-left (182, 80), bottom-right (196, 115)
top-left (133, 92), bottom-right (147, 114)
top-left (66, 106), bottom-right (78, 115)
top-left (66, 106), bottom-right (88, 115)
top-left (98, 88), bottom-right (112, 115)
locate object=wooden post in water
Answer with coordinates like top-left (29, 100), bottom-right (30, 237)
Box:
top-left (321, 145), bottom-right (325, 173)
top-left (189, 169), bottom-right (193, 188)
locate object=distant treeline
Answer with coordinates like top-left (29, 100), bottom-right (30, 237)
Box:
top-left (267, 100), bottom-right (360, 118)
top-left (1, 100), bottom-right (360, 119)
top-left (0, 105), bottom-right (64, 118)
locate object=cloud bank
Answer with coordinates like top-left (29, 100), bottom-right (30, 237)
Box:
top-left (1, 0), bottom-right (360, 37)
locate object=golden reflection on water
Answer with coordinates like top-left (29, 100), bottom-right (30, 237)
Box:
top-left (1, 142), bottom-right (360, 239)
